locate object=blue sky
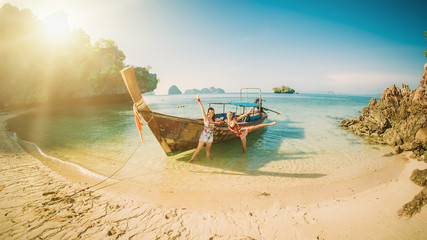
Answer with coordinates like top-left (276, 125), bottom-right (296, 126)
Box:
top-left (3, 0), bottom-right (427, 94)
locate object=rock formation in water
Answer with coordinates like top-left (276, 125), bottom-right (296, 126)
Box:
top-left (168, 85), bottom-right (182, 95)
top-left (340, 64), bottom-right (427, 161)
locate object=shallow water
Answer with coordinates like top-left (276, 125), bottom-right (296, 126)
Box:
top-left (7, 93), bottom-right (396, 191)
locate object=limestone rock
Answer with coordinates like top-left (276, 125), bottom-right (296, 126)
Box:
top-left (340, 64), bottom-right (427, 156)
top-left (383, 128), bottom-right (402, 146)
top-left (413, 63), bottom-right (427, 102)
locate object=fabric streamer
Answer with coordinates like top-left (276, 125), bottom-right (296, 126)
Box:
top-left (133, 104), bottom-right (144, 143)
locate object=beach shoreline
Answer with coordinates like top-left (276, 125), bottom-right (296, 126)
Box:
top-left (1, 110), bottom-right (426, 239)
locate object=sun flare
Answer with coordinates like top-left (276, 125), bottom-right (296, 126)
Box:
top-left (43, 11), bottom-right (69, 43)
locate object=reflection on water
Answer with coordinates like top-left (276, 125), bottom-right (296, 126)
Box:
top-left (6, 93), bottom-right (396, 188)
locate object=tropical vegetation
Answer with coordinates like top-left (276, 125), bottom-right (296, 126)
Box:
top-left (0, 4), bottom-right (158, 108)
top-left (273, 86), bottom-right (295, 94)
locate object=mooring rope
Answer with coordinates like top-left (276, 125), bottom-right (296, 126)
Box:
top-left (66, 141), bottom-right (142, 198)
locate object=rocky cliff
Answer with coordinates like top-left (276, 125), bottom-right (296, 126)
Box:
top-left (340, 64), bottom-right (427, 161)
top-left (168, 85), bottom-right (182, 95)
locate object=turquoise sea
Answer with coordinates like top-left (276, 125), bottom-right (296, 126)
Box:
top-left (7, 93), bottom-right (398, 191)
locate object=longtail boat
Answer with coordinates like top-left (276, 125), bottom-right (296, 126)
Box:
top-left (120, 66), bottom-right (271, 155)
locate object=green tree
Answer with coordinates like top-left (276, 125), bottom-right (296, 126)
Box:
top-left (134, 66), bottom-right (159, 93)
top-left (86, 39), bottom-right (126, 95)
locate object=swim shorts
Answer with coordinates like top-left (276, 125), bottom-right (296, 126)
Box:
top-left (199, 131), bottom-right (213, 143)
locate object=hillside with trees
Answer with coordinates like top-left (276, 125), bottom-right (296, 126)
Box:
top-left (0, 4), bottom-right (158, 108)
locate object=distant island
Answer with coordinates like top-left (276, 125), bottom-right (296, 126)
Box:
top-left (168, 85), bottom-right (182, 95)
top-left (168, 86), bottom-right (225, 95)
top-left (184, 86), bottom-right (225, 94)
top-left (273, 86), bottom-right (296, 94)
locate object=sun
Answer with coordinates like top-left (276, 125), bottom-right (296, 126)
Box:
top-left (43, 11), bottom-right (69, 43)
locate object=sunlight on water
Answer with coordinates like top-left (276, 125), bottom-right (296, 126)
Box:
top-left (7, 93), bottom-right (396, 189)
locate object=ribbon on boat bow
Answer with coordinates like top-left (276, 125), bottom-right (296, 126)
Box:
top-left (133, 104), bottom-right (144, 143)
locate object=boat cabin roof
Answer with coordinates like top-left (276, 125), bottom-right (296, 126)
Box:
top-left (227, 102), bottom-right (259, 107)
top-left (208, 102), bottom-right (259, 107)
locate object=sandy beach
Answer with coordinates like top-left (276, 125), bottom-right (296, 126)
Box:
top-left (1, 111), bottom-right (426, 240)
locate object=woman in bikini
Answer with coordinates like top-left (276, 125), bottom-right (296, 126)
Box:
top-left (188, 95), bottom-right (220, 163)
top-left (225, 109), bottom-right (277, 153)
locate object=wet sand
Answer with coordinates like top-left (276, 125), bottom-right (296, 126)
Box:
top-left (1, 111), bottom-right (426, 239)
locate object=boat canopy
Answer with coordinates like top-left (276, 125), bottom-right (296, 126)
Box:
top-left (227, 102), bottom-right (259, 107)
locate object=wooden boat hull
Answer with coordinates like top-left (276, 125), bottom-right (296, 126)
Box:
top-left (141, 111), bottom-right (267, 155)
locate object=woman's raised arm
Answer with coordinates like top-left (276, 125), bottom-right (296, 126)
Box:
top-left (196, 95), bottom-right (207, 121)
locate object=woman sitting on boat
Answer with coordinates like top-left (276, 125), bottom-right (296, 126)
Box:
top-left (225, 110), bottom-right (277, 153)
top-left (188, 95), bottom-right (221, 163)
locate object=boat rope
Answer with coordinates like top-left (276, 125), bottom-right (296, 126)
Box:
top-left (134, 98), bottom-right (146, 109)
top-left (50, 141), bottom-right (142, 203)
top-left (145, 111), bottom-right (155, 124)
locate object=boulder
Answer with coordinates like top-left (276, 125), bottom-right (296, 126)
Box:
top-left (410, 169), bottom-right (427, 187)
top-left (415, 128), bottom-right (427, 148)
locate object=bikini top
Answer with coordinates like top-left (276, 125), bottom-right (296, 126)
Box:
top-left (228, 117), bottom-right (242, 135)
